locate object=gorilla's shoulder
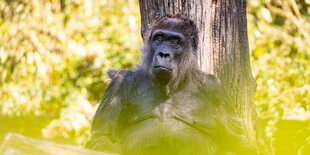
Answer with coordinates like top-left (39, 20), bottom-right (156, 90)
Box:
top-left (107, 68), bottom-right (129, 79)
top-left (199, 73), bottom-right (230, 106)
top-left (107, 68), bottom-right (146, 79)
top-left (198, 73), bottom-right (225, 95)
top-left (106, 68), bottom-right (147, 89)
top-left (199, 73), bottom-right (222, 87)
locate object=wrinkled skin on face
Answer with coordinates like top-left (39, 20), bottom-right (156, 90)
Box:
top-left (150, 29), bottom-right (185, 80)
top-left (86, 14), bottom-right (258, 155)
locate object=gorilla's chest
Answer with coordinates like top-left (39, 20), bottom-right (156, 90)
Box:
top-left (123, 83), bottom-right (209, 127)
top-left (119, 83), bottom-right (218, 154)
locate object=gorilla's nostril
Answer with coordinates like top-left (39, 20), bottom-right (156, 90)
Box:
top-left (164, 53), bottom-right (170, 58)
top-left (158, 52), bottom-right (170, 58)
top-left (159, 52), bottom-right (164, 58)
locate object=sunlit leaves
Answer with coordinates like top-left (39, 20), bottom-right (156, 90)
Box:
top-left (0, 0), bottom-right (141, 145)
top-left (248, 0), bottom-right (310, 152)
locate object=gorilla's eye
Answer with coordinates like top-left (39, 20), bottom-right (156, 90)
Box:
top-left (155, 36), bottom-right (163, 43)
top-left (171, 39), bottom-right (180, 47)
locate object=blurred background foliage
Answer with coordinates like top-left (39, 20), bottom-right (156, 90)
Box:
top-left (0, 0), bottom-right (309, 154)
top-left (248, 0), bottom-right (310, 154)
top-left (0, 0), bottom-right (141, 146)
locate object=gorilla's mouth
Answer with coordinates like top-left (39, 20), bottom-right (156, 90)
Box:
top-left (153, 66), bottom-right (172, 72)
top-left (152, 66), bottom-right (172, 79)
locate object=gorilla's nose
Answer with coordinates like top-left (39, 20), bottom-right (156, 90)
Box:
top-left (157, 51), bottom-right (171, 60)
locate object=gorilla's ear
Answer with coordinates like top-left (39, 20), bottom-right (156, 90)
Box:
top-left (107, 68), bottom-right (118, 79)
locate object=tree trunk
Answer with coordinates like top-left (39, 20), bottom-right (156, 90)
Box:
top-left (139, 0), bottom-right (271, 154)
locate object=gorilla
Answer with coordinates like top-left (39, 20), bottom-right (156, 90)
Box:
top-left (86, 14), bottom-right (257, 155)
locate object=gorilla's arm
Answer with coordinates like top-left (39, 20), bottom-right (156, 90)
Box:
top-left (202, 74), bottom-right (258, 155)
top-left (85, 70), bottom-right (127, 153)
top-left (216, 106), bottom-right (258, 155)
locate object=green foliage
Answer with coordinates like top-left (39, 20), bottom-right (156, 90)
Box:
top-left (0, 0), bottom-right (141, 145)
top-left (248, 0), bottom-right (310, 153)
top-left (248, 0), bottom-right (310, 117)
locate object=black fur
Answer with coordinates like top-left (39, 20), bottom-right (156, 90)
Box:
top-left (107, 68), bottom-right (118, 79)
top-left (86, 14), bottom-right (257, 155)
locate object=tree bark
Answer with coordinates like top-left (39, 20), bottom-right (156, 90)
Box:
top-left (139, 0), bottom-right (271, 154)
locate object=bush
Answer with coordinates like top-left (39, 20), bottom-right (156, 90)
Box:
top-left (0, 0), bottom-right (141, 145)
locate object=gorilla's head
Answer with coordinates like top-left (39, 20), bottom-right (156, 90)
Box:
top-left (141, 14), bottom-right (199, 91)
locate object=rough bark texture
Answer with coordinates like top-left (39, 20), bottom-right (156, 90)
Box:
top-left (139, 0), bottom-right (271, 154)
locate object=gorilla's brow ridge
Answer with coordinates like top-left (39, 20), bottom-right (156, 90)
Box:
top-left (152, 30), bottom-right (185, 41)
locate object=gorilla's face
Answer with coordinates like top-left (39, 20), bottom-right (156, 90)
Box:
top-left (143, 17), bottom-right (198, 90)
top-left (150, 29), bottom-right (185, 81)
